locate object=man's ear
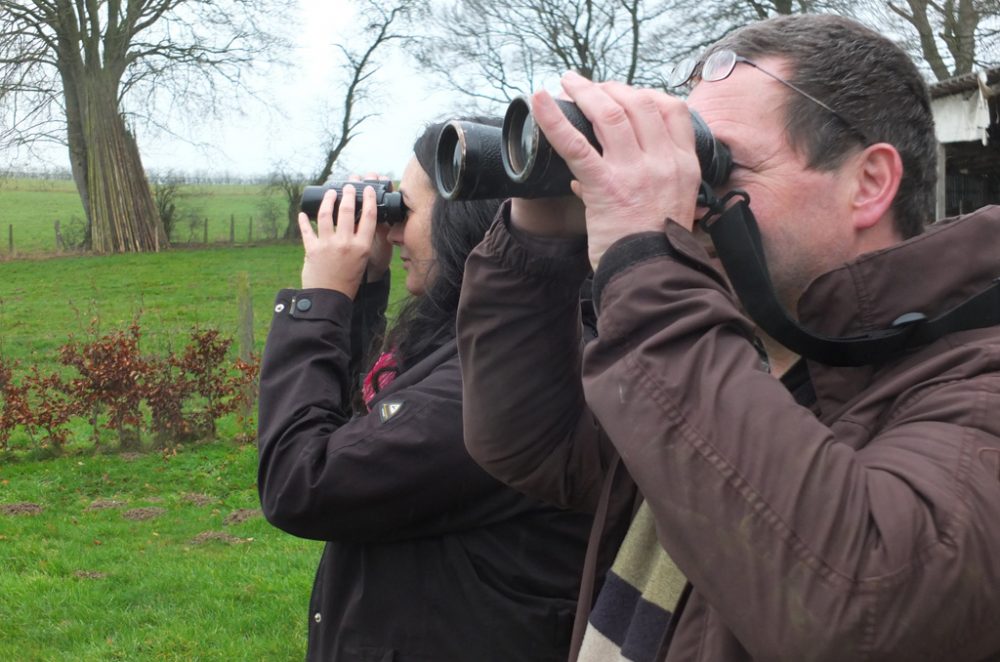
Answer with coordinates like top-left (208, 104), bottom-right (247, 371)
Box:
top-left (850, 143), bottom-right (903, 234)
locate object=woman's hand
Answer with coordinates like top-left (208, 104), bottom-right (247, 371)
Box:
top-left (298, 183), bottom-right (378, 299)
top-left (351, 172), bottom-right (392, 283)
top-left (353, 173), bottom-right (394, 283)
top-left (367, 223), bottom-right (393, 282)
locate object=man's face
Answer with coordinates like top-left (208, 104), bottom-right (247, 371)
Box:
top-left (687, 55), bottom-right (858, 313)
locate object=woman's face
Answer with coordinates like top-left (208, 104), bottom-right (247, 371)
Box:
top-left (387, 156), bottom-right (436, 297)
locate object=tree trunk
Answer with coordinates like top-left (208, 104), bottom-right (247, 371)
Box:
top-left (82, 73), bottom-right (165, 253)
top-left (62, 69), bottom-right (92, 247)
top-left (890, 0), bottom-right (953, 81)
top-left (946, 0), bottom-right (978, 76)
top-left (284, 199), bottom-right (302, 240)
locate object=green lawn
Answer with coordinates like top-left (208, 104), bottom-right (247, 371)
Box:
top-left (0, 181), bottom-right (412, 658)
top-left (0, 178), bottom-right (288, 254)
top-left (0, 442), bottom-right (321, 660)
top-left (0, 244), bottom-right (409, 371)
top-left (1, 244), bottom-right (303, 368)
top-left (0, 242), bottom-right (408, 454)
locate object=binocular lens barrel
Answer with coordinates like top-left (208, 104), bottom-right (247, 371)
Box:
top-left (502, 97), bottom-right (599, 196)
top-left (436, 121), bottom-right (543, 200)
top-left (503, 109), bottom-right (536, 178)
top-left (435, 121), bottom-right (479, 199)
top-left (300, 180), bottom-right (404, 225)
top-left (434, 95), bottom-right (733, 202)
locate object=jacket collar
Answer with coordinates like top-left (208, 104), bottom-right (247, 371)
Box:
top-left (367, 339), bottom-right (457, 407)
top-left (797, 205), bottom-right (1000, 417)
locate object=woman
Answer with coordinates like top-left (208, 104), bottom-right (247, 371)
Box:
top-left (257, 121), bottom-right (593, 661)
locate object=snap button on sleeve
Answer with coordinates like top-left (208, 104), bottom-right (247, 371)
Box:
top-left (274, 303), bottom-right (285, 313)
top-left (296, 298), bottom-right (313, 312)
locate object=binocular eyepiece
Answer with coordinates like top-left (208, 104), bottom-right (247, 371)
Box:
top-left (436, 95), bottom-right (732, 201)
top-left (300, 179), bottom-right (404, 225)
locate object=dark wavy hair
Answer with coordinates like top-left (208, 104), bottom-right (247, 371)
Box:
top-left (379, 117), bottom-right (504, 375)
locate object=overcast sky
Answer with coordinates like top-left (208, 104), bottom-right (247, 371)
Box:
top-left (144, 0), bottom-right (462, 180)
top-left (5, 0), bottom-right (462, 181)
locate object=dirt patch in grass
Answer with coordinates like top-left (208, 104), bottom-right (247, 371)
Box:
top-left (224, 508), bottom-right (261, 525)
top-left (74, 570), bottom-right (107, 580)
top-left (182, 492), bottom-right (218, 506)
top-left (1, 502), bottom-right (43, 516)
top-left (87, 499), bottom-right (126, 511)
top-left (122, 507), bottom-right (166, 521)
top-left (191, 531), bottom-right (247, 545)
top-left (119, 452), bottom-right (143, 462)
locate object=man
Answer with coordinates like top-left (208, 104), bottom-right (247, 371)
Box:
top-left (457, 13), bottom-right (1000, 662)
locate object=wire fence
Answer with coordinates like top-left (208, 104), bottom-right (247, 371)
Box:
top-left (0, 216), bottom-right (294, 257)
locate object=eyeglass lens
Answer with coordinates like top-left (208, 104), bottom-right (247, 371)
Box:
top-left (667, 50), bottom-right (737, 88)
top-left (701, 51), bottom-right (737, 82)
top-left (667, 57), bottom-right (697, 89)
top-left (666, 49), bottom-right (869, 144)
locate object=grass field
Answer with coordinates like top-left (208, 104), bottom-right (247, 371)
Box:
top-left (0, 179), bottom-right (406, 453)
top-left (0, 180), bottom-right (412, 658)
top-left (0, 441), bottom-right (321, 660)
top-left (2, 243), bottom-right (304, 369)
top-left (0, 178), bottom-right (287, 254)
top-left (0, 236), bottom-right (409, 370)
top-left (0, 243), bottom-right (306, 453)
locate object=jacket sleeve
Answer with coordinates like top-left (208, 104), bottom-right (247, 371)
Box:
top-left (457, 207), bottom-right (615, 513)
top-left (584, 223), bottom-right (1000, 661)
top-left (348, 271), bottom-right (390, 393)
top-left (257, 287), bottom-right (532, 544)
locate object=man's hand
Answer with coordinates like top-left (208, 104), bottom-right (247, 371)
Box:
top-left (531, 73), bottom-right (702, 270)
top-left (298, 184), bottom-right (378, 298)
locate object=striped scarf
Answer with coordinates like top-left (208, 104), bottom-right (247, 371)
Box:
top-left (578, 502), bottom-right (687, 661)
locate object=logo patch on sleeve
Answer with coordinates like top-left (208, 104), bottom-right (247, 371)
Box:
top-left (378, 400), bottom-right (404, 423)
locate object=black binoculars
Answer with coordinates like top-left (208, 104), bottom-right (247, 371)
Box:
top-left (435, 96), bottom-right (732, 201)
top-left (299, 179), bottom-right (404, 225)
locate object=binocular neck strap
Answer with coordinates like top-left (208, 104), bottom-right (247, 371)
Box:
top-left (701, 192), bottom-right (1000, 367)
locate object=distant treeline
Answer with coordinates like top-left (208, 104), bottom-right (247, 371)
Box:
top-left (3, 167), bottom-right (279, 186)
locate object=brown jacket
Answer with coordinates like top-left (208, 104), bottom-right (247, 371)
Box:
top-left (457, 204), bottom-right (1000, 661)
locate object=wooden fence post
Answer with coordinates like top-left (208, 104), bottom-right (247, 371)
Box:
top-left (237, 271), bottom-right (254, 361)
top-left (8, 224), bottom-right (13, 255)
top-left (203, 218), bottom-right (208, 244)
top-left (229, 214), bottom-right (235, 244)
top-left (54, 219), bottom-right (63, 253)
top-left (248, 217), bottom-right (253, 243)
top-left (236, 271), bottom-right (255, 417)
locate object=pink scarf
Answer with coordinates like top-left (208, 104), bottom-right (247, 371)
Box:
top-left (362, 351), bottom-right (398, 410)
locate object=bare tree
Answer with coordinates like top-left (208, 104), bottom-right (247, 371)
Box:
top-left (265, 167), bottom-right (307, 241)
top-left (637, 0), bottom-right (998, 84)
top-left (0, 0), bottom-right (285, 253)
top-left (414, 0), bottom-right (847, 104)
top-left (416, 0), bottom-right (680, 104)
top-left (886, 0), bottom-right (1000, 79)
top-left (279, 0), bottom-right (419, 239)
top-left (663, 0), bottom-right (999, 83)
